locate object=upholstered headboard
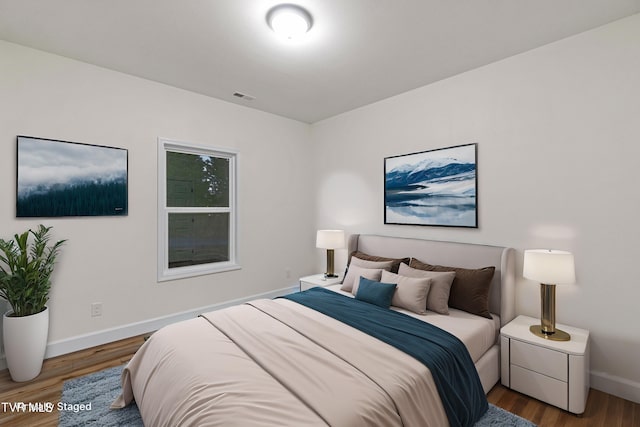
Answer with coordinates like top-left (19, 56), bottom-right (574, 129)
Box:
top-left (347, 234), bottom-right (516, 326)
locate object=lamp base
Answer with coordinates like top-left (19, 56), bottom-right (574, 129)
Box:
top-left (529, 325), bottom-right (571, 341)
top-left (324, 273), bottom-right (338, 279)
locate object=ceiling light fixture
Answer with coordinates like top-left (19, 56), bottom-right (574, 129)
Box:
top-left (266, 4), bottom-right (313, 40)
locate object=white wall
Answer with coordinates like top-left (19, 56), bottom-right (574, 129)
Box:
top-left (311, 14), bottom-right (640, 402)
top-left (0, 41), bottom-right (315, 351)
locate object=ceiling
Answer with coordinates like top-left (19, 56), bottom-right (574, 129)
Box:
top-left (1, 1), bottom-right (639, 123)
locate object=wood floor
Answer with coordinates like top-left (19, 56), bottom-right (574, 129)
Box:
top-left (487, 384), bottom-right (640, 427)
top-left (0, 335), bottom-right (638, 426)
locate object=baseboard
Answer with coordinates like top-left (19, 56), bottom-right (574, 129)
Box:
top-left (0, 285), bottom-right (298, 371)
top-left (591, 370), bottom-right (640, 404)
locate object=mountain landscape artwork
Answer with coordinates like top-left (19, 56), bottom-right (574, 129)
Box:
top-left (384, 143), bottom-right (477, 227)
top-left (17, 136), bottom-right (128, 217)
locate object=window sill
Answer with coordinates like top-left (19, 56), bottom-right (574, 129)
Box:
top-left (158, 263), bottom-right (242, 282)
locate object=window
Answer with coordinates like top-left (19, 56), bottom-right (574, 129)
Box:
top-left (158, 138), bottom-right (239, 281)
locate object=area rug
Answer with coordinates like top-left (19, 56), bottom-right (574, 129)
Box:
top-left (60, 365), bottom-right (536, 426)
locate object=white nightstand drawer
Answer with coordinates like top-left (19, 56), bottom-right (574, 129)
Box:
top-left (511, 365), bottom-right (568, 409)
top-left (511, 339), bottom-right (568, 381)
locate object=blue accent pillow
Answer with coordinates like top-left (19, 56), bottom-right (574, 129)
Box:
top-left (355, 277), bottom-right (397, 308)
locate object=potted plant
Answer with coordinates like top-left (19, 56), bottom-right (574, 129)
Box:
top-left (0, 224), bottom-right (65, 382)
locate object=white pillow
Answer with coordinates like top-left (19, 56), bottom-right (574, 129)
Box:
top-left (340, 265), bottom-right (383, 293)
top-left (381, 270), bottom-right (432, 314)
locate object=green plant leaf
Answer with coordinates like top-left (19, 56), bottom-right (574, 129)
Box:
top-left (0, 225), bottom-right (65, 317)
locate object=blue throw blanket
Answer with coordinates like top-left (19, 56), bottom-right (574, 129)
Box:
top-left (282, 287), bottom-right (488, 427)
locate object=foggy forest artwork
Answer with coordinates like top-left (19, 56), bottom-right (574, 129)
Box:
top-left (17, 136), bottom-right (128, 217)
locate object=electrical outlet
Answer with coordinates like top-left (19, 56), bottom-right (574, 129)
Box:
top-left (91, 302), bottom-right (103, 317)
top-left (285, 268), bottom-right (291, 279)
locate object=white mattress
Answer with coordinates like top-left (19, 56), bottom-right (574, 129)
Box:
top-left (325, 284), bottom-right (498, 363)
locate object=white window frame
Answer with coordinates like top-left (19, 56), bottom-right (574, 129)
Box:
top-left (157, 138), bottom-right (239, 281)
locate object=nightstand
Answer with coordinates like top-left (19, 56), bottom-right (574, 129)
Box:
top-left (501, 315), bottom-right (590, 414)
top-left (299, 274), bottom-right (343, 291)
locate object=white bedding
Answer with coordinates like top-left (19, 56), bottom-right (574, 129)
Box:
top-left (114, 297), bottom-right (452, 426)
top-left (325, 284), bottom-right (497, 363)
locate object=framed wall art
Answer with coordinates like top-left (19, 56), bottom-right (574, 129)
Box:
top-left (384, 143), bottom-right (477, 228)
top-left (16, 135), bottom-right (128, 217)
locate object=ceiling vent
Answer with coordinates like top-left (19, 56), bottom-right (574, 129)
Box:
top-left (233, 92), bottom-right (256, 101)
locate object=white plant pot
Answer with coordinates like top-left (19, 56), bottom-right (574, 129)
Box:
top-left (3, 307), bottom-right (49, 382)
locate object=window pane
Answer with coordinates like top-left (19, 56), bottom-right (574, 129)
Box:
top-left (168, 212), bottom-right (230, 268)
top-left (166, 152), bottom-right (229, 207)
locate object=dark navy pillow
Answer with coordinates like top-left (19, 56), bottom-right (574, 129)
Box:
top-left (355, 277), bottom-right (397, 308)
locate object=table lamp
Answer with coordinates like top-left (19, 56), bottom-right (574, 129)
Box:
top-left (316, 230), bottom-right (345, 278)
top-left (523, 249), bottom-right (575, 341)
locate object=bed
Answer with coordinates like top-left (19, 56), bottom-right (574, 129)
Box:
top-left (113, 234), bottom-right (515, 426)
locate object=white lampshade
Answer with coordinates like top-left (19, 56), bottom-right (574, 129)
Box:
top-left (523, 249), bottom-right (575, 285)
top-left (316, 230), bottom-right (345, 249)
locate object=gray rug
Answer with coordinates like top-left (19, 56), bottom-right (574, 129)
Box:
top-left (60, 365), bottom-right (142, 427)
top-left (61, 365), bottom-right (536, 426)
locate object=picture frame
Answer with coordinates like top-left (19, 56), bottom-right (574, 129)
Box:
top-left (384, 143), bottom-right (477, 228)
top-left (16, 135), bottom-right (128, 217)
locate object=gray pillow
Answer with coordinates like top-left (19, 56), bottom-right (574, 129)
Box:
top-left (341, 265), bottom-right (384, 293)
top-left (408, 259), bottom-right (495, 319)
top-left (349, 256), bottom-right (395, 270)
top-left (381, 270), bottom-right (431, 315)
top-left (399, 263), bottom-right (455, 315)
